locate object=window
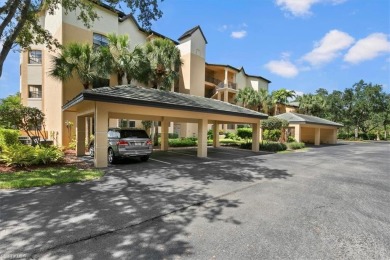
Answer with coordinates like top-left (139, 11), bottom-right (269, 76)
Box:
top-left (28, 85), bottom-right (42, 98)
top-left (93, 33), bottom-right (108, 48)
top-left (227, 124), bottom-right (235, 130)
top-left (119, 120), bottom-right (136, 128)
top-left (28, 50), bottom-right (42, 64)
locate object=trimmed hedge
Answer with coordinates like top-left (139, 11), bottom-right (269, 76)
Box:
top-left (0, 129), bottom-right (20, 150)
top-left (287, 142), bottom-right (305, 150)
top-left (240, 141), bottom-right (287, 152)
top-left (168, 138), bottom-right (197, 147)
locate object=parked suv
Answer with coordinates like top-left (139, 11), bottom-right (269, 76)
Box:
top-left (89, 128), bottom-right (153, 164)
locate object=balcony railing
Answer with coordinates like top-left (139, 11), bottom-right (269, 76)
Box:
top-left (216, 82), bottom-right (237, 90)
top-left (205, 76), bottom-right (222, 86)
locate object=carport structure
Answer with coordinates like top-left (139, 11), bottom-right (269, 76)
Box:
top-left (63, 85), bottom-right (268, 167)
top-left (275, 113), bottom-right (343, 145)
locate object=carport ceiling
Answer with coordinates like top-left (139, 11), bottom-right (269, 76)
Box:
top-left (63, 85), bottom-right (268, 119)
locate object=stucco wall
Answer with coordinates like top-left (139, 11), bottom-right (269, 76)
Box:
top-left (301, 127), bottom-right (315, 144)
top-left (320, 129), bottom-right (334, 144)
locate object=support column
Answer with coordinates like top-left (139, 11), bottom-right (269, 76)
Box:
top-left (315, 128), bottom-right (321, 146)
top-left (252, 122), bottom-right (260, 152)
top-left (76, 116), bottom-right (86, 157)
top-left (223, 90), bottom-right (229, 132)
top-left (94, 106), bottom-right (108, 168)
top-left (197, 118), bottom-right (208, 157)
top-left (213, 122), bottom-right (220, 148)
top-left (294, 124), bottom-right (301, 142)
top-left (161, 117), bottom-right (169, 151)
top-left (331, 128), bottom-right (337, 144)
top-left (224, 68), bottom-right (228, 85)
top-left (217, 91), bottom-right (221, 101)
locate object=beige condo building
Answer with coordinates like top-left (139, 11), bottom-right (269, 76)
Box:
top-left (20, 3), bottom-right (271, 146)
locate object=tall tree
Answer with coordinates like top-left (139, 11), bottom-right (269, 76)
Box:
top-left (0, 0), bottom-right (163, 78)
top-left (257, 88), bottom-right (273, 114)
top-left (271, 88), bottom-right (296, 115)
top-left (143, 38), bottom-right (182, 90)
top-left (50, 43), bottom-right (108, 89)
top-left (235, 86), bottom-right (258, 109)
top-left (0, 93), bottom-right (22, 128)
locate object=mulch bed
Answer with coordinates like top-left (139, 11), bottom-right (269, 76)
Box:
top-left (0, 150), bottom-right (94, 174)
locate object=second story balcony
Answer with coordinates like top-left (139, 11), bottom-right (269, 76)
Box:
top-left (205, 76), bottom-right (222, 86)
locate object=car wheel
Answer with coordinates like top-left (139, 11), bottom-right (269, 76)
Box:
top-left (140, 155), bottom-right (150, 162)
top-left (89, 146), bottom-right (94, 158)
top-left (108, 148), bottom-right (116, 164)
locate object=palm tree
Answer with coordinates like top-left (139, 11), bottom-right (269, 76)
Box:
top-left (50, 43), bottom-right (106, 89)
top-left (143, 38), bottom-right (182, 90)
top-left (257, 88), bottom-right (273, 114)
top-left (104, 33), bottom-right (131, 85)
top-left (271, 88), bottom-right (296, 115)
top-left (235, 86), bottom-right (258, 109)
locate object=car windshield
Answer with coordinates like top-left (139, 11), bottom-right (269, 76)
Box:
top-left (120, 130), bottom-right (149, 139)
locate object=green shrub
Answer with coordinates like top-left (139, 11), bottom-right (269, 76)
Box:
top-left (260, 141), bottom-right (287, 152)
top-left (0, 144), bottom-right (64, 167)
top-left (225, 132), bottom-right (239, 140)
top-left (261, 117), bottom-right (288, 130)
top-left (168, 138), bottom-right (197, 147)
top-left (0, 129), bottom-right (20, 149)
top-left (287, 136), bottom-right (296, 142)
top-left (237, 128), bottom-right (252, 142)
top-left (207, 129), bottom-right (213, 140)
top-left (35, 146), bottom-right (64, 164)
top-left (287, 142), bottom-right (305, 150)
top-left (0, 144), bottom-right (36, 166)
top-left (168, 133), bottom-right (179, 139)
top-left (263, 129), bottom-right (281, 141)
top-left (239, 141), bottom-right (287, 152)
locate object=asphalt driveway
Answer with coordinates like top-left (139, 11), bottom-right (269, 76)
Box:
top-left (0, 142), bottom-right (389, 259)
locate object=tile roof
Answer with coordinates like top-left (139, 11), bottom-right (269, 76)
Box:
top-left (178, 25), bottom-right (208, 44)
top-left (63, 85), bottom-right (268, 119)
top-left (275, 113), bottom-right (343, 127)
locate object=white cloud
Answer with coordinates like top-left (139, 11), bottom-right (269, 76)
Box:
top-left (302, 30), bottom-right (355, 66)
top-left (264, 60), bottom-right (299, 78)
top-left (231, 30), bottom-right (247, 39)
top-left (344, 33), bottom-right (390, 64)
top-left (275, 0), bottom-right (347, 17)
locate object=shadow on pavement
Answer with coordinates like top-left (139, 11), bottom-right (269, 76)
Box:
top-left (0, 153), bottom-right (291, 259)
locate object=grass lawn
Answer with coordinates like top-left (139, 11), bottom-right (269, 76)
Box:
top-left (0, 166), bottom-right (104, 189)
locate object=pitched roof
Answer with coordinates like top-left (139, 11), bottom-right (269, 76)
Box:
top-left (178, 25), bottom-right (208, 44)
top-left (275, 113), bottom-right (343, 127)
top-left (239, 67), bottom-right (271, 83)
top-left (63, 85), bottom-right (268, 119)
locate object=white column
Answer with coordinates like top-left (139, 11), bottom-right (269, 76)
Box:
top-left (94, 106), bottom-right (108, 168)
top-left (161, 117), bottom-right (169, 151)
top-left (213, 122), bottom-right (220, 148)
top-left (252, 122), bottom-right (260, 152)
top-left (197, 118), bottom-right (208, 157)
top-left (259, 127), bottom-right (263, 142)
top-left (315, 128), bottom-right (321, 146)
top-left (224, 68), bottom-right (228, 85)
top-left (76, 116), bottom-right (86, 157)
top-left (332, 129), bottom-right (337, 144)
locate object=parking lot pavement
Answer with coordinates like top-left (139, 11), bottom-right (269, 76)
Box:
top-left (1, 142), bottom-right (389, 259)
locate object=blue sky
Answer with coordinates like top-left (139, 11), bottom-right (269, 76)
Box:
top-left (0, 0), bottom-right (389, 98)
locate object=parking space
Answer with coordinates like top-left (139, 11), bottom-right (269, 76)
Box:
top-left (100, 146), bottom-right (268, 172)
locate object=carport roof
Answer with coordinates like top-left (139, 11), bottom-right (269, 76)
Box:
top-left (275, 113), bottom-right (343, 127)
top-left (62, 85), bottom-right (268, 119)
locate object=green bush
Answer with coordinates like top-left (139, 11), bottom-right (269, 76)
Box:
top-left (237, 128), bottom-right (252, 142)
top-left (168, 138), bottom-right (197, 147)
top-left (0, 144), bottom-right (36, 166)
top-left (207, 129), bottom-right (213, 140)
top-left (261, 117), bottom-right (288, 130)
top-left (239, 141), bottom-right (287, 152)
top-left (0, 144), bottom-right (64, 167)
top-left (263, 129), bottom-right (281, 141)
top-left (225, 132), bottom-right (239, 140)
top-left (0, 129), bottom-right (20, 149)
top-left (35, 146), bottom-right (64, 164)
top-left (287, 142), bottom-right (305, 150)
top-left (168, 133), bottom-right (179, 139)
top-left (287, 136), bottom-right (296, 142)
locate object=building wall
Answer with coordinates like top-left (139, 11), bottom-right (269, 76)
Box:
top-left (301, 127), bottom-right (315, 144)
top-left (320, 129), bottom-right (334, 144)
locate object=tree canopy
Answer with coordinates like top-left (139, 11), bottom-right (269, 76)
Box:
top-left (0, 0), bottom-right (163, 78)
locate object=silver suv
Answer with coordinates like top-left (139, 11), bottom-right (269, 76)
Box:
top-left (89, 128), bottom-right (153, 164)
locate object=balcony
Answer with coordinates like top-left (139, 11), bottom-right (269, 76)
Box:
top-left (205, 76), bottom-right (222, 86)
top-left (216, 82), bottom-right (237, 90)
